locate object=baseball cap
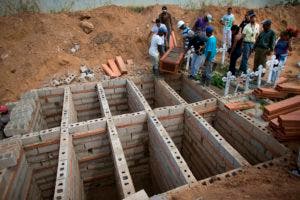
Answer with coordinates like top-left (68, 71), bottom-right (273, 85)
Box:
top-left (206, 26), bottom-right (214, 34)
top-left (261, 19), bottom-right (272, 26)
top-left (249, 13), bottom-right (256, 18)
top-left (158, 28), bottom-right (165, 34)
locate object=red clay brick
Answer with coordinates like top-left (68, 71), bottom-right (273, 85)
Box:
top-left (276, 82), bottom-right (300, 94)
top-left (102, 63), bottom-right (118, 77)
top-left (107, 59), bottom-right (121, 77)
top-left (115, 56), bottom-right (128, 74)
top-left (225, 101), bottom-right (255, 111)
top-left (264, 95), bottom-right (300, 115)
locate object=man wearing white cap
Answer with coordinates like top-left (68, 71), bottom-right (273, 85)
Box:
top-left (177, 20), bottom-right (192, 50)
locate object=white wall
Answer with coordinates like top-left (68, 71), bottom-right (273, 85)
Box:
top-left (0, 0), bottom-right (296, 16)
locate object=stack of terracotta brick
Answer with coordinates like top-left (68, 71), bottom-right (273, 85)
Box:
top-left (101, 56), bottom-right (128, 78)
top-left (224, 101), bottom-right (255, 111)
top-left (253, 88), bottom-right (288, 99)
top-left (263, 95), bottom-right (300, 141)
top-left (262, 95), bottom-right (300, 121)
top-left (269, 109), bottom-right (300, 141)
top-left (252, 77), bottom-right (297, 99)
top-left (276, 82), bottom-right (300, 95)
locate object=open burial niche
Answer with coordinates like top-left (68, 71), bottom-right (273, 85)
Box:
top-left (191, 100), bottom-right (288, 165)
top-left (154, 100), bottom-right (250, 181)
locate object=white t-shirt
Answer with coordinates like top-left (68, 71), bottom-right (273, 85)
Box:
top-left (149, 34), bottom-right (164, 57)
top-left (221, 14), bottom-right (235, 31)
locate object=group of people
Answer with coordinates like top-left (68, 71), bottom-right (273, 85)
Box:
top-left (148, 6), bottom-right (296, 85)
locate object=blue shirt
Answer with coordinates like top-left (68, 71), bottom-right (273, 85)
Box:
top-left (275, 39), bottom-right (289, 56)
top-left (182, 26), bottom-right (191, 49)
top-left (204, 35), bottom-right (217, 61)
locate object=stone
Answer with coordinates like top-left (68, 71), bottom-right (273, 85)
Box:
top-left (80, 21), bottom-right (94, 34)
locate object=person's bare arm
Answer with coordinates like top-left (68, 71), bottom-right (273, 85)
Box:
top-left (229, 35), bottom-right (239, 56)
top-left (220, 16), bottom-right (225, 25)
top-left (288, 39), bottom-right (293, 51)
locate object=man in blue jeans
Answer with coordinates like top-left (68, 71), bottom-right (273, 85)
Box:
top-left (202, 26), bottom-right (217, 86)
top-left (240, 13), bottom-right (259, 73)
top-left (187, 31), bottom-right (207, 79)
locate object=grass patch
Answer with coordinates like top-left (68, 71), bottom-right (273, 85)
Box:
top-left (211, 72), bottom-right (225, 89)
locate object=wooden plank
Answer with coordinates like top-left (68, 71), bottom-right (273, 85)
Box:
top-left (160, 47), bottom-right (184, 74)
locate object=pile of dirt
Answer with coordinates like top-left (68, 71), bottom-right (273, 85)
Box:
top-left (0, 4), bottom-right (299, 103)
top-left (168, 162), bottom-right (300, 200)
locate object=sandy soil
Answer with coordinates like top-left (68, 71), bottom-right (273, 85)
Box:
top-left (168, 162), bottom-right (300, 200)
top-left (0, 5), bottom-right (299, 104)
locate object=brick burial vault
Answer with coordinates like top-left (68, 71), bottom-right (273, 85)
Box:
top-left (0, 74), bottom-right (290, 200)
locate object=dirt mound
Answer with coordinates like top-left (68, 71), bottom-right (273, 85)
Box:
top-left (0, 4), bottom-right (299, 104)
top-left (168, 163), bottom-right (300, 200)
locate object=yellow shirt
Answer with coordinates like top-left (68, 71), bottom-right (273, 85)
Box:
top-left (242, 23), bottom-right (260, 43)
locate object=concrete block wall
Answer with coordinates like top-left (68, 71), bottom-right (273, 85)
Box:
top-left (154, 80), bottom-right (187, 108)
top-left (164, 75), bottom-right (215, 103)
top-left (20, 127), bottom-right (60, 199)
top-left (101, 79), bottom-right (131, 116)
top-left (70, 83), bottom-right (102, 122)
top-left (190, 98), bottom-right (218, 124)
top-left (213, 101), bottom-right (288, 165)
top-left (154, 105), bottom-right (186, 150)
top-left (54, 87), bottom-right (84, 200)
top-left (0, 137), bottom-right (22, 169)
top-left (130, 75), bottom-right (155, 108)
top-left (114, 111), bottom-right (152, 195)
top-left (148, 113), bottom-right (197, 192)
top-left (183, 108), bottom-right (249, 180)
top-left (99, 82), bottom-right (136, 199)
top-left (107, 119), bottom-right (136, 199)
top-left (127, 80), bottom-right (151, 112)
top-left (69, 118), bottom-right (114, 191)
top-left (36, 87), bottom-right (65, 129)
top-left (0, 137), bottom-right (42, 200)
top-left (4, 91), bottom-right (48, 136)
top-left (0, 74), bottom-right (291, 200)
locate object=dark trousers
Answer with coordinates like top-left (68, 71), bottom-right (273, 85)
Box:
top-left (254, 47), bottom-right (269, 71)
top-left (229, 49), bottom-right (242, 75)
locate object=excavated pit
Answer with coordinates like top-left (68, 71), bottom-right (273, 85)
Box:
top-left (114, 112), bottom-right (155, 196)
top-left (37, 88), bottom-right (65, 130)
top-left (164, 75), bottom-right (216, 103)
top-left (0, 75), bottom-right (288, 200)
top-left (155, 101), bottom-right (248, 181)
top-left (70, 84), bottom-right (103, 122)
top-left (195, 106), bottom-right (284, 165)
